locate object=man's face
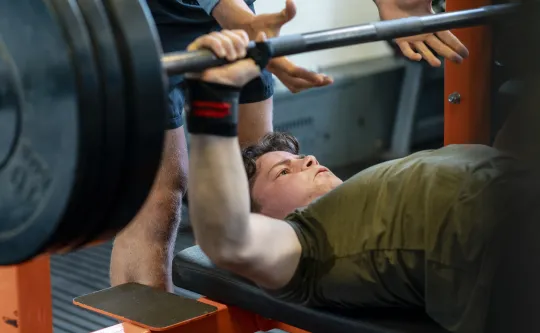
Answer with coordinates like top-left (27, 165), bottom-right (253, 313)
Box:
top-left (251, 151), bottom-right (343, 219)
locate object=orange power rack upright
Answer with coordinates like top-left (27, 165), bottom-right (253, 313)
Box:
top-left (0, 256), bottom-right (53, 333)
top-left (445, 0), bottom-right (493, 145)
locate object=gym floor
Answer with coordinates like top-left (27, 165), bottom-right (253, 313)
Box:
top-left (50, 206), bottom-right (196, 333)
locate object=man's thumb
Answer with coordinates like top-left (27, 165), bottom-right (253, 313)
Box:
top-left (274, 0), bottom-right (297, 25)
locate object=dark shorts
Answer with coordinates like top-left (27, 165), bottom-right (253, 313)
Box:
top-left (156, 4), bottom-right (274, 130)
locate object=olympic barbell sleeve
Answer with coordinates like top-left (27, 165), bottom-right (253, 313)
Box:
top-left (161, 3), bottom-right (519, 76)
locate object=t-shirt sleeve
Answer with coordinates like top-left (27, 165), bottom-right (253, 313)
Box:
top-left (197, 0), bottom-right (221, 14)
top-left (263, 208), bottom-right (335, 305)
top-left (198, 0), bottom-right (257, 16)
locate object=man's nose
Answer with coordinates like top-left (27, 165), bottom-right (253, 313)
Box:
top-left (302, 155), bottom-right (319, 170)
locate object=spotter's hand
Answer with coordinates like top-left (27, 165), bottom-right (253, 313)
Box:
top-left (376, 0), bottom-right (469, 67)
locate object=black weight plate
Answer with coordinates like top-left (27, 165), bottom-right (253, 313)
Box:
top-left (45, 0), bottom-right (107, 250)
top-left (101, 0), bottom-right (166, 228)
top-left (0, 0), bottom-right (79, 264)
top-left (0, 53), bottom-right (17, 171)
top-left (74, 0), bottom-right (128, 246)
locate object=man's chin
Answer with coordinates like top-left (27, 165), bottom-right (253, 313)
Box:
top-left (320, 174), bottom-right (343, 189)
top-left (312, 187), bottom-right (334, 201)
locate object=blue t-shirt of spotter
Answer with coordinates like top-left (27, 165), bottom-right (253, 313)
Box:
top-left (147, 0), bottom-right (256, 24)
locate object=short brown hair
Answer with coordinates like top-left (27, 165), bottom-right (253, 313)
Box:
top-left (242, 132), bottom-right (300, 212)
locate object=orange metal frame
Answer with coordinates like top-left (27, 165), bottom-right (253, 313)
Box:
top-left (444, 0), bottom-right (493, 145)
top-left (0, 0), bottom-right (493, 332)
top-left (0, 256), bottom-right (53, 333)
top-left (80, 297), bottom-right (309, 333)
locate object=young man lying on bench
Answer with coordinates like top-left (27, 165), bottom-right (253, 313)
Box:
top-left (183, 31), bottom-right (520, 333)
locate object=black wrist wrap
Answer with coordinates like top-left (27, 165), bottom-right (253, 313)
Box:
top-left (185, 79), bottom-right (241, 137)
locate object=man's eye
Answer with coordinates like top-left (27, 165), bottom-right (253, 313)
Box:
top-left (278, 169), bottom-right (290, 177)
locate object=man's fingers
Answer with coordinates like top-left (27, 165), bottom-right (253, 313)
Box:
top-left (268, 57), bottom-right (332, 93)
top-left (229, 29), bottom-right (250, 46)
top-left (270, 0), bottom-right (297, 28)
top-left (281, 0), bottom-right (297, 24)
top-left (221, 30), bottom-right (249, 58)
top-left (222, 59), bottom-right (262, 86)
top-left (413, 41), bottom-right (441, 67)
top-left (436, 30), bottom-right (469, 58)
top-left (187, 34), bottom-right (226, 57)
top-left (397, 41), bottom-right (422, 62)
top-left (190, 31), bottom-right (262, 87)
top-left (200, 59), bottom-right (260, 87)
top-left (280, 74), bottom-right (333, 93)
top-left (288, 66), bottom-right (325, 84)
top-left (209, 31), bottom-right (237, 61)
top-left (189, 30), bottom-right (250, 61)
top-left (321, 75), bottom-right (334, 85)
top-left (229, 59), bottom-right (261, 79)
top-left (397, 32), bottom-right (468, 66)
top-left (425, 35), bottom-right (463, 64)
top-left (281, 77), bottom-right (315, 93)
top-left (256, 31), bottom-right (268, 42)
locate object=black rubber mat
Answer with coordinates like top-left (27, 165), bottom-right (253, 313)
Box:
top-left (51, 231), bottom-right (195, 333)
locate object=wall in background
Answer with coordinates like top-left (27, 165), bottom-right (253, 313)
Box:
top-left (254, 0), bottom-right (393, 70)
top-left (272, 57), bottom-right (404, 169)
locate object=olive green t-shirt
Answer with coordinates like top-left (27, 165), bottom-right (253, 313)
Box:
top-left (267, 144), bottom-right (516, 333)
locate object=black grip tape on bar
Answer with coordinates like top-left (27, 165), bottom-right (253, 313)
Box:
top-left (246, 41), bottom-right (274, 69)
top-left (245, 34), bottom-right (306, 65)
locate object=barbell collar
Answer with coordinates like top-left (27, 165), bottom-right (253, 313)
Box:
top-left (162, 3), bottom-right (519, 76)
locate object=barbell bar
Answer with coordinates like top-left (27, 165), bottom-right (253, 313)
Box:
top-left (162, 3), bottom-right (520, 75)
top-left (0, 0), bottom-right (520, 266)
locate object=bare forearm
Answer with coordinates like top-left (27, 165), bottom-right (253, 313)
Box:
top-left (188, 135), bottom-right (251, 260)
top-left (211, 0), bottom-right (255, 30)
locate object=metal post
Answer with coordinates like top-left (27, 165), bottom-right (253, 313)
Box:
top-left (444, 0), bottom-right (493, 145)
top-left (386, 61), bottom-right (424, 158)
top-left (0, 256), bottom-right (53, 333)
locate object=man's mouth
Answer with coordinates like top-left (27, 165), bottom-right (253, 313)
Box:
top-left (316, 168), bottom-right (329, 176)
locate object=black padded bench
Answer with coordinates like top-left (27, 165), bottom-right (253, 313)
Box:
top-left (173, 246), bottom-right (449, 333)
